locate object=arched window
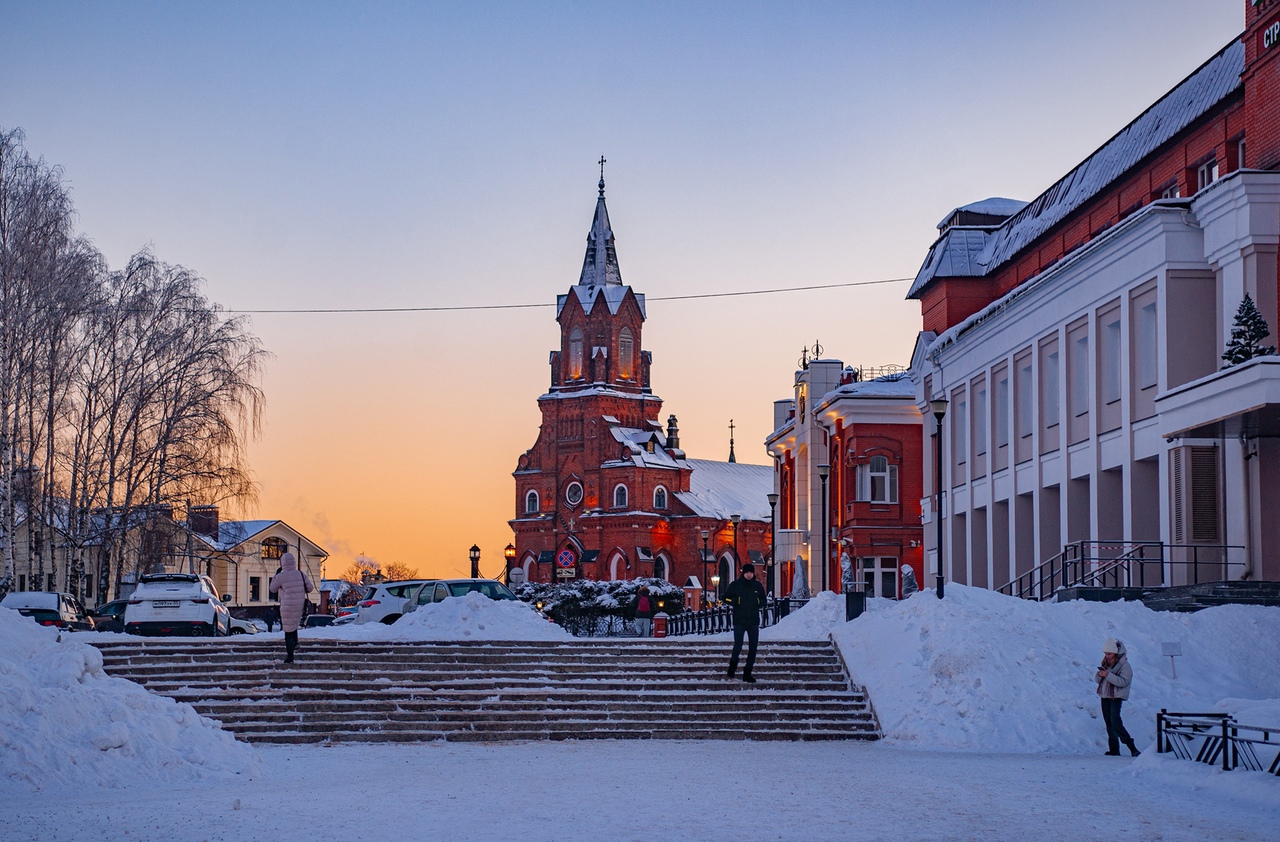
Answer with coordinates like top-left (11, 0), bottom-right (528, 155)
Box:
top-left (654, 555), bottom-right (669, 582)
top-left (856, 455), bottom-right (898, 503)
top-left (261, 537), bottom-right (287, 560)
top-left (613, 484), bottom-right (628, 508)
top-left (525, 490), bottom-right (539, 514)
top-left (618, 328), bottom-right (634, 379)
top-left (653, 486), bottom-right (668, 510)
top-left (568, 329), bottom-right (584, 379)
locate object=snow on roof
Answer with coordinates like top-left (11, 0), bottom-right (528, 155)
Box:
top-left (193, 520), bottom-right (279, 552)
top-left (910, 38), bottom-right (1243, 299)
top-left (607, 426), bottom-right (685, 469)
top-left (823, 373), bottom-right (918, 401)
top-left (677, 459), bottom-right (772, 520)
top-left (916, 227), bottom-right (992, 278)
top-left (555, 284), bottom-right (646, 319)
top-left (936, 197), bottom-right (1029, 229)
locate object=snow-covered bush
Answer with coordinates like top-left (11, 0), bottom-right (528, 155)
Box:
top-left (513, 578), bottom-right (684, 635)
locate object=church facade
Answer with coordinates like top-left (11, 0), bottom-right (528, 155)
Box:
top-left (507, 175), bottom-right (772, 594)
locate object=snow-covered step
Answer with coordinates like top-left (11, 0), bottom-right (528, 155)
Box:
top-left (89, 638), bottom-right (881, 743)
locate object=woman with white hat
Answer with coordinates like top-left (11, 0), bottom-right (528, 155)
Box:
top-left (1095, 637), bottom-right (1139, 756)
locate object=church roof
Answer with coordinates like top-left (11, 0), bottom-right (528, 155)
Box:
top-left (677, 459), bottom-right (773, 521)
top-left (579, 180), bottom-right (622, 288)
top-left (556, 283), bottom-right (646, 319)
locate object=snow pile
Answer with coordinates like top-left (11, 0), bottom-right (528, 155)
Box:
top-left (761, 591), bottom-right (848, 640)
top-left (830, 585), bottom-right (1280, 754)
top-left (0, 608), bottom-right (258, 791)
top-left (306, 592), bottom-right (573, 641)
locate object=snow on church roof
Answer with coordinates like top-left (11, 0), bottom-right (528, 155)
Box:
top-left (556, 283), bottom-right (647, 319)
top-left (909, 38), bottom-right (1244, 299)
top-left (677, 459), bottom-right (772, 521)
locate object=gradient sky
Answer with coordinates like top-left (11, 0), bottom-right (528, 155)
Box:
top-left (1, 1), bottom-right (1244, 579)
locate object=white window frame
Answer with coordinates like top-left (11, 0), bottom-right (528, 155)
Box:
top-left (1197, 158), bottom-right (1219, 192)
top-left (1072, 335), bottom-right (1090, 417)
top-left (1103, 317), bottom-right (1122, 405)
top-left (525, 490), bottom-right (539, 514)
top-left (613, 484), bottom-right (628, 509)
top-left (1043, 350), bottom-right (1060, 427)
top-left (653, 486), bottom-right (668, 510)
top-left (859, 556), bottom-right (899, 599)
top-left (1138, 302), bottom-right (1158, 389)
top-left (856, 456), bottom-right (898, 504)
top-left (1017, 360), bottom-right (1033, 439)
top-left (995, 374), bottom-right (1010, 447)
top-left (974, 386), bottom-right (988, 456)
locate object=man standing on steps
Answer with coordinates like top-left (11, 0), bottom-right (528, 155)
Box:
top-left (724, 562), bottom-right (767, 683)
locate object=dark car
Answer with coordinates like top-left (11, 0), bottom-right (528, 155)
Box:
top-left (1, 591), bottom-right (95, 631)
top-left (91, 599), bottom-right (129, 633)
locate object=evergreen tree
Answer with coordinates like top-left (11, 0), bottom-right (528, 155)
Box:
top-left (1222, 293), bottom-right (1277, 368)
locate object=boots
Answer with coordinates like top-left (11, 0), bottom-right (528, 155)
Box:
top-left (284, 631), bottom-right (297, 663)
top-left (1127, 741), bottom-right (1141, 757)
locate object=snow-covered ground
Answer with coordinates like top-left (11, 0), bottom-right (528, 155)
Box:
top-left (3, 586), bottom-right (1278, 840)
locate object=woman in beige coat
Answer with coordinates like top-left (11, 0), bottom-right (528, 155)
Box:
top-left (269, 552), bottom-right (313, 663)
top-left (1095, 637), bottom-right (1139, 756)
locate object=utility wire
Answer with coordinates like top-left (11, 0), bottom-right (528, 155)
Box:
top-left (224, 276), bottom-right (913, 314)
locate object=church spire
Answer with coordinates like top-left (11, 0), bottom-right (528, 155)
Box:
top-left (579, 157), bottom-right (622, 287)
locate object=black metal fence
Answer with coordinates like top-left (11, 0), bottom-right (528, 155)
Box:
top-left (1156, 710), bottom-right (1280, 775)
top-left (998, 541), bottom-right (1248, 601)
top-left (664, 598), bottom-right (810, 636)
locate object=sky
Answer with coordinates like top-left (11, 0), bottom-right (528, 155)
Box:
top-left (0, 1), bottom-right (1245, 580)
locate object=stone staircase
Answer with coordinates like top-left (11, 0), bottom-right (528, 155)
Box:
top-left (90, 638), bottom-right (881, 744)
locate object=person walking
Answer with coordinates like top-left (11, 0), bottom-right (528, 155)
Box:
top-left (269, 552), bottom-right (314, 664)
top-left (724, 562), bottom-right (767, 683)
top-left (634, 586), bottom-right (654, 638)
top-left (1095, 637), bottom-right (1140, 756)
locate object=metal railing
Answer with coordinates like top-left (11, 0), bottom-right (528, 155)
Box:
top-left (997, 541), bottom-right (1247, 601)
top-left (664, 598), bottom-right (809, 636)
top-left (1157, 710), bottom-right (1280, 775)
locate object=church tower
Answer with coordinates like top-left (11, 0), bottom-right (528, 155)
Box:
top-left (510, 168), bottom-right (772, 590)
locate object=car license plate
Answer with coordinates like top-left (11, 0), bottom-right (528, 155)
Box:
top-left (155, 601), bottom-right (180, 608)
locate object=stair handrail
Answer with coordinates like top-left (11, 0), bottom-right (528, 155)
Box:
top-left (996, 541), bottom-right (1085, 601)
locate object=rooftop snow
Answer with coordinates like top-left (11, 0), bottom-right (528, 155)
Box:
top-left (910, 38), bottom-right (1244, 299)
top-left (936, 197), bottom-right (1029, 229)
top-left (192, 520), bottom-right (279, 553)
top-left (677, 459), bottom-right (772, 520)
top-left (555, 284), bottom-right (646, 319)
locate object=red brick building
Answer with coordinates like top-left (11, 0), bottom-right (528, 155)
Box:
top-left (507, 177), bottom-right (772, 593)
top-left (766, 355), bottom-right (924, 598)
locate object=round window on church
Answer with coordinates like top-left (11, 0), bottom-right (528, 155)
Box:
top-left (565, 481), bottom-right (583, 508)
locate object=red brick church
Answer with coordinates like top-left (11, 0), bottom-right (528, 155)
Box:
top-left (507, 172), bottom-right (772, 595)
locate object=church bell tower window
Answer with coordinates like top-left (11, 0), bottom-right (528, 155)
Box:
top-left (569, 329), bottom-right (584, 379)
top-left (618, 328), bottom-right (634, 379)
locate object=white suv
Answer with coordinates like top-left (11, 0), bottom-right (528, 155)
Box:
top-left (125, 573), bottom-right (231, 637)
top-left (356, 580), bottom-right (434, 624)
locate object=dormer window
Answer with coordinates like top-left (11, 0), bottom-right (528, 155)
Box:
top-left (262, 537), bottom-right (287, 560)
top-left (613, 484), bottom-right (628, 508)
top-left (618, 328), bottom-right (634, 379)
top-left (568, 329), bottom-right (584, 379)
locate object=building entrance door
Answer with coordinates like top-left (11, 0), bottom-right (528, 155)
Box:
top-left (859, 556), bottom-right (899, 599)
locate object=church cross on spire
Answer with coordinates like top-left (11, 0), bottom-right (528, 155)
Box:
top-left (728, 419), bottom-right (737, 463)
top-left (598, 155), bottom-right (607, 196)
top-left (578, 159), bottom-right (622, 287)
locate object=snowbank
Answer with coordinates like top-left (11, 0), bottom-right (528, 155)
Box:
top-left (0, 608), bottom-right (258, 791)
top-left (830, 585), bottom-right (1280, 754)
top-left (760, 591), bottom-right (848, 640)
top-left (304, 592), bottom-right (573, 641)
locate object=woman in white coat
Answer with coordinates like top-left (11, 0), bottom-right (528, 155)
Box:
top-left (269, 552), bottom-right (313, 663)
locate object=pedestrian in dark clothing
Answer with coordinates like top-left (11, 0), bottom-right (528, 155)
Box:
top-left (1095, 637), bottom-right (1140, 756)
top-left (724, 563), bottom-right (767, 683)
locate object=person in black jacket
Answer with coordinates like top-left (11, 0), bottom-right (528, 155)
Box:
top-left (723, 562), bottom-right (767, 683)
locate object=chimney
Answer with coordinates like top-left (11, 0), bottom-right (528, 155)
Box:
top-left (189, 505), bottom-right (219, 538)
top-left (666, 415), bottom-right (680, 450)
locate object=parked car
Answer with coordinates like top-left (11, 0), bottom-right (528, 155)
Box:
top-left (228, 615), bottom-right (259, 635)
top-left (404, 578), bottom-right (521, 615)
top-left (303, 614), bottom-right (335, 628)
top-left (125, 573), bottom-right (231, 637)
top-left (1, 591), bottom-right (95, 631)
top-left (91, 599), bottom-right (129, 633)
top-left (356, 580), bottom-right (435, 625)
top-left (332, 610), bottom-right (358, 626)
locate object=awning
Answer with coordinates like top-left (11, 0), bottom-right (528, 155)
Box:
top-left (635, 547), bottom-right (654, 561)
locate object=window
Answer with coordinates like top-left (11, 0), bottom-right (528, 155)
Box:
top-left (857, 456), bottom-right (898, 503)
top-left (1238, 137), bottom-right (1246, 170)
top-left (613, 484), bottom-right (628, 508)
top-left (653, 486), bottom-right (668, 510)
top-left (1138, 302), bottom-right (1158, 389)
top-left (955, 395), bottom-right (968, 463)
top-left (249, 577), bottom-right (261, 602)
top-left (1017, 360), bottom-right (1033, 438)
top-left (565, 482), bottom-right (583, 507)
top-left (618, 328), bottom-right (634, 379)
top-left (568, 329), bottom-right (584, 379)
top-left (525, 490), bottom-right (539, 514)
top-left (859, 557), bottom-right (899, 599)
top-left (1160, 182), bottom-right (1180, 199)
top-left (1103, 317), bottom-right (1122, 404)
top-left (1197, 158), bottom-right (1219, 192)
top-left (1072, 335), bottom-right (1090, 416)
top-left (1043, 351), bottom-right (1060, 426)
top-left (995, 374), bottom-right (1010, 447)
top-left (262, 537), bottom-right (287, 560)
top-left (974, 386), bottom-right (988, 456)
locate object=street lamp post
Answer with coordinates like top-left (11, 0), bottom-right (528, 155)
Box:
top-left (469, 544), bottom-right (481, 579)
top-left (930, 397), bottom-right (949, 599)
top-left (700, 529), bottom-right (711, 604)
top-left (730, 513), bottom-right (741, 594)
top-left (817, 464), bottom-right (830, 593)
top-left (503, 543), bottom-right (516, 584)
top-left (766, 492), bottom-right (779, 595)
